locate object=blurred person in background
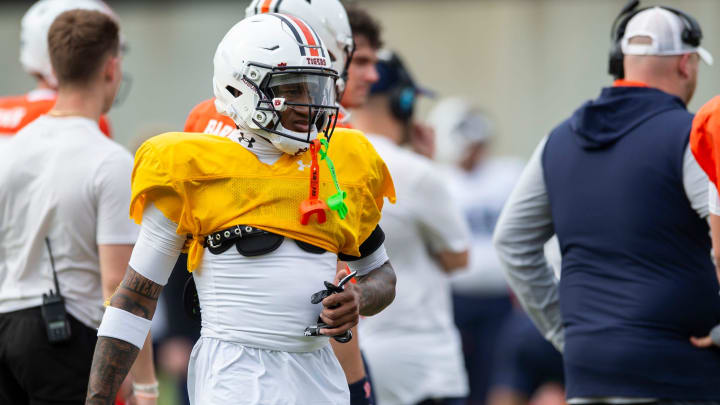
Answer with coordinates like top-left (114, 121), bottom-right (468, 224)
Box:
top-left (0, 0), bottom-right (115, 140)
top-left (486, 309), bottom-right (564, 405)
top-left (354, 50), bottom-right (470, 405)
top-left (339, 6), bottom-right (381, 118)
top-left (0, 9), bottom-right (156, 405)
top-left (687, 96), bottom-right (720, 350)
top-left (429, 98), bottom-right (522, 405)
top-left (489, 236), bottom-right (565, 405)
top-left (182, 3), bottom-right (382, 404)
top-left (493, 3), bottom-right (720, 403)
top-left (85, 13), bottom-right (397, 404)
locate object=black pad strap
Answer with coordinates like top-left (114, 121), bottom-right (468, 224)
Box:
top-left (205, 225), bottom-right (284, 256)
top-left (338, 225), bottom-right (385, 262)
top-left (236, 232), bottom-right (284, 257)
top-left (295, 240), bottom-right (327, 254)
top-left (205, 225), bottom-right (266, 248)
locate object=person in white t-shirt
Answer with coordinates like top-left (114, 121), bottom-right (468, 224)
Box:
top-left (0, 9), bottom-right (156, 405)
top-left (428, 98), bottom-right (524, 404)
top-left (352, 51), bottom-right (471, 405)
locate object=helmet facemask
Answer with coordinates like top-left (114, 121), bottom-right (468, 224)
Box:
top-left (250, 64), bottom-right (340, 155)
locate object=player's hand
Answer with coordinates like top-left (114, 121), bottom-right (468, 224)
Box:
top-left (319, 269), bottom-right (360, 336)
top-left (690, 324), bottom-right (720, 348)
top-left (409, 122), bottom-right (436, 159)
top-left (690, 335), bottom-right (714, 348)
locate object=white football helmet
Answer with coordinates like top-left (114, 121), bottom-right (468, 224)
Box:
top-left (20, 0), bottom-right (118, 88)
top-left (213, 13), bottom-right (339, 155)
top-left (245, 0), bottom-right (353, 95)
top-left (428, 98), bottom-right (494, 165)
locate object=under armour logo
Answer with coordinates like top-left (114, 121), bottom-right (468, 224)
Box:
top-left (297, 160), bottom-right (310, 171)
top-left (238, 133), bottom-right (256, 148)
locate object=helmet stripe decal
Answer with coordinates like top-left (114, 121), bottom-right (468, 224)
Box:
top-left (260, 0), bottom-right (273, 13)
top-left (287, 15), bottom-right (320, 57)
top-left (271, 13), bottom-right (307, 56)
top-left (273, 0), bottom-right (284, 13)
top-left (303, 21), bottom-right (326, 58)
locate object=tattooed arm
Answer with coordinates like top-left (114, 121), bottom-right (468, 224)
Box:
top-left (320, 261), bottom-right (396, 336)
top-left (355, 260), bottom-right (396, 316)
top-left (86, 267), bottom-right (162, 405)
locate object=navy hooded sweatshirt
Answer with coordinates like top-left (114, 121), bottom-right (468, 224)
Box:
top-left (542, 85), bottom-right (720, 399)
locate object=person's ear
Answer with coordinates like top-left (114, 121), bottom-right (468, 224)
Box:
top-left (678, 53), bottom-right (693, 79)
top-left (103, 56), bottom-right (119, 83)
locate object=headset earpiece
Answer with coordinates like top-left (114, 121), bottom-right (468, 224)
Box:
top-left (389, 86), bottom-right (416, 122)
top-left (608, 1), bottom-right (642, 79)
top-left (608, 42), bottom-right (625, 79)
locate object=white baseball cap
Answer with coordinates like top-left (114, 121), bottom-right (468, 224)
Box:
top-left (19, 0), bottom-right (118, 88)
top-left (621, 7), bottom-right (713, 65)
top-left (428, 97), bottom-right (494, 165)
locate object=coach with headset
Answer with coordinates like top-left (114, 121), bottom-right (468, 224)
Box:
top-left (493, 1), bottom-right (720, 403)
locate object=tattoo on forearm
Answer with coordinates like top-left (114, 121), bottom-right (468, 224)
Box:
top-left (111, 291), bottom-right (151, 318)
top-left (85, 336), bottom-right (140, 405)
top-left (122, 269), bottom-right (162, 300)
top-left (356, 261), bottom-right (396, 316)
top-left (108, 267), bottom-right (162, 320)
top-left (86, 267), bottom-right (162, 404)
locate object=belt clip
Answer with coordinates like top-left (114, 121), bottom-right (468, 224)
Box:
top-left (205, 225), bottom-right (244, 248)
top-left (206, 234), bottom-right (222, 249)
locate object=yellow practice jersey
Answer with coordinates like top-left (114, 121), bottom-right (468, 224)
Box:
top-left (130, 128), bottom-right (396, 271)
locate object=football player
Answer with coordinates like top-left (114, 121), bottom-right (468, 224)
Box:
top-left (182, 2), bottom-right (379, 403)
top-left (86, 14), bottom-right (396, 405)
top-left (0, 0), bottom-right (116, 140)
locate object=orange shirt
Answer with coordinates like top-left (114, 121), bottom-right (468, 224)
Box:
top-left (690, 96), bottom-right (720, 191)
top-left (0, 89), bottom-right (112, 138)
top-left (184, 98), bottom-right (236, 135)
top-left (184, 97), bottom-right (354, 134)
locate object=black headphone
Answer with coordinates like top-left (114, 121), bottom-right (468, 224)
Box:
top-left (608, 0), bottom-right (703, 79)
top-left (384, 53), bottom-right (418, 122)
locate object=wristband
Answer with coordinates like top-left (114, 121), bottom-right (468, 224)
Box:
top-left (133, 381), bottom-right (159, 398)
top-left (710, 324), bottom-right (720, 347)
top-left (97, 306), bottom-right (152, 349)
top-left (346, 244), bottom-right (388, 276)
top-left (349, 376), bottom-right (374, 405)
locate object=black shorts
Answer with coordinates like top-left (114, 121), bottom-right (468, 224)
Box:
top-left (0, 306), bottom-right (98, 405)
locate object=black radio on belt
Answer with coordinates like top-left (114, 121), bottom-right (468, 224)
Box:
top-left (41, 238), bottom-right (72, 344)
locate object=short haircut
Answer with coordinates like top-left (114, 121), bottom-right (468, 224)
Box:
top-left (347, 6), bottom-right (383, 50)
top-left (48, 9), bottom-right (119, 86)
